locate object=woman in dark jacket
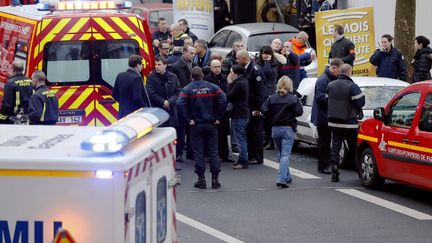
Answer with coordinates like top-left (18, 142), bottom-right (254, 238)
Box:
top-left (412, 35), bottom-right (432, 83)
top-left (256, 45), bottom-right (280, 150)
top-left (227, 64), bottom-right (250, 169)
top-left (262, 76), bottom-right (303, 188)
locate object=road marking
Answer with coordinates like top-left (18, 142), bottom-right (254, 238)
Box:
top-left (263, 158), bottom-right (321, 179)
top-left (337, 189), bottom-right (432, 220)
top-left (176, 213), bottom-right (246, 243)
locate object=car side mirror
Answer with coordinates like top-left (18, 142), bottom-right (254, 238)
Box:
top-left (373, 107), bottom-right (385, 121)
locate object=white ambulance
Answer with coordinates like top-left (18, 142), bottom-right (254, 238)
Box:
top-left (0, 108), bottom-right (178, 243)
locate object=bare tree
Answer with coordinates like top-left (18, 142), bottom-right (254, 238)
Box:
top-left (394, 0), bottom-right (416, 82)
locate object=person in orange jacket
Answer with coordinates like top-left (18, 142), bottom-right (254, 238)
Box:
top-left (289, 31), bottom-right (312, 81)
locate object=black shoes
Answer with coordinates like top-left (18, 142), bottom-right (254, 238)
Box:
top-left (194, 177), bottom-right (206, 189)
top-left (231, 145), bottom-right (240, 153)
top-left (331, 172), bottom-right (340, 182)
top-left (276, 183), bottom-right (289, 188)
top-left (318, 168), bottom-right (331, 174)
top-left (211, 176), bottom-right (221, 189)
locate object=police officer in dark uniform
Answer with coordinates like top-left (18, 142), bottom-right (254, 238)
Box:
top-left (177, 67), bottom-right (227, 189)
top-left (236, 50), bottom-right (266, 164)
top-left (327, 64), bottom-right (365, 182)
top-left (28, 70), bottom-right (59, 125)
top-left (0, 60), bottom-right (33, 124)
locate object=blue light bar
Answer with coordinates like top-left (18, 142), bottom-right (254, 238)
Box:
top-left (81, 108), bottom-right (169, 153)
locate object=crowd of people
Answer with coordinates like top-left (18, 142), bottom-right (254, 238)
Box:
top-left (113, 16), bottom-right (432, 188)
top-left (1, 12), bottom-right (432, 189)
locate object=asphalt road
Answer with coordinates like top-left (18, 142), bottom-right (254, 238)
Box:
top-left (175, 144), bottom-right (432, 243)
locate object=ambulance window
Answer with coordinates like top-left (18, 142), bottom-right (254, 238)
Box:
top-left (94, 40), bottom-right (140, 88)
top-left (44, 41), bottom-right (90, 83)
top-left (388, 92), bottom-right (420, 128)
top-left (156, 177), bottom-right (167, 243)
top-left (135, 191), bottom-right (146, 243)
top-left (419, 93), bottom-right (432, 132)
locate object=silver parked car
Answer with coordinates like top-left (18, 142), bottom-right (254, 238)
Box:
top-left (208, 23), bottom-right (318, 77)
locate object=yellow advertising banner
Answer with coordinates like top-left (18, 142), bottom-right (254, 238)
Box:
top-left (315, 7), bottom-right (376, 76)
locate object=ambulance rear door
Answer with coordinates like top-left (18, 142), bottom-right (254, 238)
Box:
top-left (125, 132), bottom-right (176, 243)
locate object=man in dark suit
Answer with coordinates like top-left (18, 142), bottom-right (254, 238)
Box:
top-left (113, 55), bottom-right (149, 119)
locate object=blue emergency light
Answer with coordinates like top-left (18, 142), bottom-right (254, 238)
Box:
top-left (81, 108), bottom-right (169, 153)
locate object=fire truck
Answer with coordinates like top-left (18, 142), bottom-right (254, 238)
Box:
top-left (0, 108), bottom-right (178, 242)
top-left (0, 0), bottom-right (155, 126)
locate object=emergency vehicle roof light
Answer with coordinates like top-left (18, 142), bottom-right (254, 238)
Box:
top-left (37, 0), bottom-right (132, 11)
top-left (81, 108), bottom-right (169, 153)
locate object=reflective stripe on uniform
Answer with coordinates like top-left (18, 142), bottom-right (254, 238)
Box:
top-left (351, 92), bottom-right (364, 100)
top-left (0, 113), bottom-right (8, 120)
top-left (328, 122), bottom-right (359, 129)
top-left (41, 103), bottom-right (46, 122)
top-left (14, 91), bottom-right (20, 114)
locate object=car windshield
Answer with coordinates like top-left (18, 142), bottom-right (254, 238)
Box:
top-left (362, 86), bottom-right (405, 110)
top-left (248, 32), bottom-right (298, 52)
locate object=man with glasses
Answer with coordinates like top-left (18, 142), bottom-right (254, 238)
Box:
top-left (157, 40), bottom-right (171, 59)
top-left (113, 55), bottom-right (149, 119)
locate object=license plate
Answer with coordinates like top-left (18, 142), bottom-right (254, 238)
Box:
top-left (57, 115), bottom-right (82, 125)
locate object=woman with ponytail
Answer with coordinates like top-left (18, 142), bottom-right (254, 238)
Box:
top-left (262, 76), bottom-right (303, 188)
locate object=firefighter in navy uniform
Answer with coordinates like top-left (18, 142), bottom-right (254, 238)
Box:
top-left (0, 60), bottom-right (33, 124)
top-left (327, 64), bottom-right (365, 183)
top-left (28, 70), bottom-right (59, 125)
top-left (177, 67), bottom-right (227, 189)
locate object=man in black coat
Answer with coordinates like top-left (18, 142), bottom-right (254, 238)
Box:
top-left (204, 59), bottom-right (232, 162)
top-left (329, 24), bottom-right (356, 67)
top-left (168, 45), bottom-right (197, 161)
top-left (236, 50), bottom-right (266, 164)
top-left (310, 58), bottom-right (342, 174)
top-left (28, 70), bottom-right (59, 125)
top-left (147, 56), bottom-right (181, 128)
top-left (113, 55), bottom-right (149, 119)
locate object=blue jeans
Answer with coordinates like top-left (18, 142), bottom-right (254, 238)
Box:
top-left (232, 118), bottom-right (248, 166)
top-left (272, 126), bottom-right (295, 184)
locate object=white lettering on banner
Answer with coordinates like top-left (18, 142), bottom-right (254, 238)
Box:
top-left (321, 21), bottom-right (369, 35)
top-left (0, 22), bottom-right (30, 35)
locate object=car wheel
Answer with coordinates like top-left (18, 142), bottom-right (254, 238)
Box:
top-left (359, 148), bottom-right (385, 188)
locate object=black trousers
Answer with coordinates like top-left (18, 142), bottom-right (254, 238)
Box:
top-left (317, 125), bottom-right (331, 170)
top-left (190, 123), bottom-right (220, 177)
top-left (176, 117), bottom-right (193, 159)
top-left (246, 115), bottom-right (264, 162)
top-left (217, 116), bottom-right (230, 159)
top-left (329, 127), bottom-right (358, 171)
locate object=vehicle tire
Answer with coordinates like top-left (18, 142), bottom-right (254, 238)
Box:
top-left (359, 147), bottom-right (385, 189)
top-left (261, 3), bottom-right (283, 23)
